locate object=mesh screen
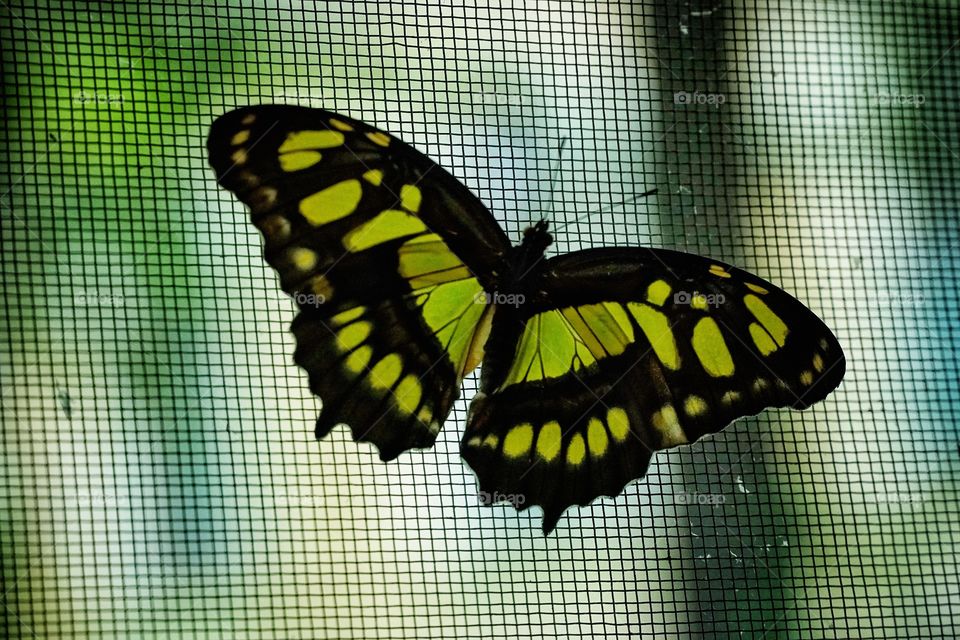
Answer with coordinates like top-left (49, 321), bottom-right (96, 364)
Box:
top-left (2, 1), bottom-right (958, 638)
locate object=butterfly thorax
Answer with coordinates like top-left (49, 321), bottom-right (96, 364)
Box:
top-left (502, 220), bottom-right (552, 296)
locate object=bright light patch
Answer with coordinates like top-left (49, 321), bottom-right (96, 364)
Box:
top-left (288, 247), bottom-right (318, 271)
top-left (587, 417), bottom-right (608, 457)
top-left (393, 375), bottom-right (423, 415)
top-left (503, 423), bottom-right (534, 459)
top-left (629, 303), bottom-right (680, 370)
top-left (744, 294), bottom-right (789, 347)
top-left (606, 407), bottom-right (631, 442)
top-left (329, 118), bottom-right (354, 131)
top-left (362, 169), bottom-right (384, 185)
top-left (280, 150), bottom-right (322, 172)
top-left (646, 280), bottom-right (672, 306)
top-left (684, 395), bottom-right (708, 417)
top-left (366, 131), bottom-right (391, 147)
top-left (566, 433), bottom-right (586, 466)
top-left (749, 322), bottom-right (779, 356)
top-left (692, 317), bottom-right (735, 377)
top-left (400, 184), bottom-right (422, 213)
top-left (369, 354), bottom-right (403, 390)
top-left (652, 404), bottom-right (687, 446)
top-left (300, 179), bottom-right (363, 225)
top-left (336, 321), bottom-right (372, 352)
top-left (279, 130), bottom-right (345, 152)
top-left (342, 209), bottom-right (427, 252)
top-left (536, 420), bottom-right (563, 461)
top-left (344, 345), bottom-right (372, 373)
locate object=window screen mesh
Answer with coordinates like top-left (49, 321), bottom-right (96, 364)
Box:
top-left (2, 1), bottom-right (958, 638)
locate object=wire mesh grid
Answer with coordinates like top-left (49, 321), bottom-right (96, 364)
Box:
top-left (1, 1), bottom-right (958, 638)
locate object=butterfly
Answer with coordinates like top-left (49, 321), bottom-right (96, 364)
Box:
top-left (207, 105), bottom-right (846, 534)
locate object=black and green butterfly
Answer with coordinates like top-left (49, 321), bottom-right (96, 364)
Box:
top-left (208, 105), bottom-right (846, 534)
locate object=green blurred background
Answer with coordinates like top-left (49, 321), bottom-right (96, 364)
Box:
top-left (1, 1), bottom-right (957, 638)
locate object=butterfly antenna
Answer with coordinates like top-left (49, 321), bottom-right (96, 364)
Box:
top-left (551, 187), bottom-right (658, 234)
top-left (539, 137), bottom-right (569, 227)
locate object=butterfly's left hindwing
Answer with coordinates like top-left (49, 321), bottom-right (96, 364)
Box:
top-left (462, 248), bottom-right (846, 533)
top-left (208, 106), bottom-right (510, 460)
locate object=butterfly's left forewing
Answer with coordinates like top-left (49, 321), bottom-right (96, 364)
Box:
top-left (208, 106), bottom-right (510, 460)
top-left (462, 247), bottom-right (846, 533)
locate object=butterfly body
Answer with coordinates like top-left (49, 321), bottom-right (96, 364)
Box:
top-left (209, 105), bottom-right (845, 533)
top-left (511, 220), bottom-right (554, 280)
